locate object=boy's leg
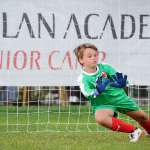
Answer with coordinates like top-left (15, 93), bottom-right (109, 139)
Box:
top-left (95, 109), bottom-right (136, 133)
top-left (111, 117), bottom-right (136, 133)
top-left (126, 110), bottom-right (150, 134)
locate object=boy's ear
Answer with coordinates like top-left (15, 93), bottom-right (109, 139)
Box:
top-left (79, 58), bottom-right (83, 65)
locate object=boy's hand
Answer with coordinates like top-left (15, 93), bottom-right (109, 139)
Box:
top-left (110, 72), bottom-right (127, 88)
top-left (95, 76), bottom-right (110, 94)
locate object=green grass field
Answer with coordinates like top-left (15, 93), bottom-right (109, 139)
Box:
top-left (0, 105), bottom-right (150, 150)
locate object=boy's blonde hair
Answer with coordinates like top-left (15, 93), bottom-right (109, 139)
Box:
top-left (74, 43), bottom-right (98, 65)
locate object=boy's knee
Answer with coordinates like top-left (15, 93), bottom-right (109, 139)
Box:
top-left (95, 116), bottom-right (108, 125)
top-left (95, 109), bottom-right (114, 125)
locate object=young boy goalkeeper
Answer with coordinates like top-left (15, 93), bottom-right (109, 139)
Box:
top-left (74, 43), bottom-right (150, 142)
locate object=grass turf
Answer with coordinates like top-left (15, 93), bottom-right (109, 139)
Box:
top-left (0, 105), bottom-right (150, 150)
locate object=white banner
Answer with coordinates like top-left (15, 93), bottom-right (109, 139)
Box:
top-left (0, 0), bottom-right (150, 85)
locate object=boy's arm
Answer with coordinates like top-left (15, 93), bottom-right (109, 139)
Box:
top-left (79, 80), bottom-right (97, 98)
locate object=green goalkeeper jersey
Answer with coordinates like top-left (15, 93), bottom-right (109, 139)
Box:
top-left (78, 63), bottom-right (140, 114)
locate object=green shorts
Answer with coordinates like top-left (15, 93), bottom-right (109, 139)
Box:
top-left (92, 97), bottom-right (141, 117)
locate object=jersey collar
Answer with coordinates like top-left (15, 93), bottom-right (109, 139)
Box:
top-left (82, 66), bottom-right (99, 76)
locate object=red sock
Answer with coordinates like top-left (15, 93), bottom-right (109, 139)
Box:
top-left (112, 117), bottom-right (136, 133)
top-left (139, 118), bottom-right (150, 134)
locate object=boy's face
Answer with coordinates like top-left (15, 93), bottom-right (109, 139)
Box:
top-left (79, 48), bottom-right (99, 68)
